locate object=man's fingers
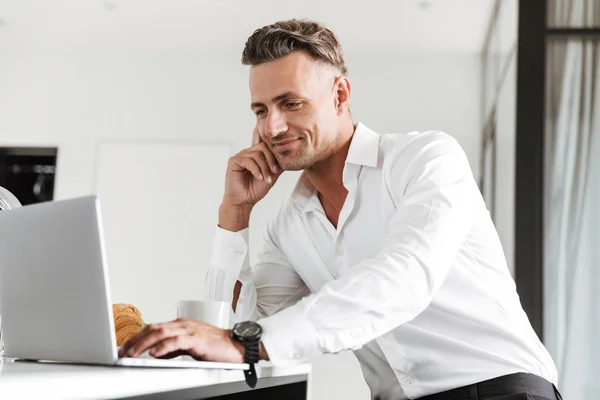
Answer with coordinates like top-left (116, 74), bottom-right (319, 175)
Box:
top-left (231, 157), bottom-right (264, 181)
top-left (252, 127), bottom-right (262, 146)
top-left (150, 335), bottom-right (194, 359)
top-left (118, 324), bottom-right (154, 357)
top-left (129, 327), bottom-right (189, 358)
top-left (123, 323), bottom-right (188, 358)
top-left (254, 144), bottom-right (280, 175)
top-left (229, 136), bottom-right (281, 185)
top-left (245, 151), bottom-right (275, 184)
top-left (123, 324), bottom-right (163, 357)
top-left (154, 349), bottom-right (189, 360)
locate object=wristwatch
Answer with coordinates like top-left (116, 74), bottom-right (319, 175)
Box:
top-left (231, 321), bottom-right (263, 388)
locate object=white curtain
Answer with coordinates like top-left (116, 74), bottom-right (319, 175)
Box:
top-left (548, 0), bottom-right (600, 27)
top-left (544, 20), bottom-right (600, 400)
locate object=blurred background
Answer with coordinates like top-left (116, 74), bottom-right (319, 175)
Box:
top-left (0, 0), bottom-right (597, 398)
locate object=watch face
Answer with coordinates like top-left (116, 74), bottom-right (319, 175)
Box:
top-left (233, 321), bottom-right (262, 339)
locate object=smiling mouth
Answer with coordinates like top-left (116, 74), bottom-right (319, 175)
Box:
top-left (272, 138), bottom-right (301, 151)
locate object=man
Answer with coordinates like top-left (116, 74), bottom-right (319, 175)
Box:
top-left (120, 20), bottom-right (560, 400)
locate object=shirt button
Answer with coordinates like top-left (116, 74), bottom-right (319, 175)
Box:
top-left (337, 248), bottom-right (345, 256)
top-left (235, 249), bottom-right (245, 255)
top-left (403, 376), bottom-right (412, 385)
top-left (292, 351), bottom-right (302, 360)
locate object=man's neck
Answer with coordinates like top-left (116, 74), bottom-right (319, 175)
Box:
top-left (305, 120), bottom-right (355, 208)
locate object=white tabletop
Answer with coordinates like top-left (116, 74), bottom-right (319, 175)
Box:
top-left (0, 360), bottom-right (311, 399)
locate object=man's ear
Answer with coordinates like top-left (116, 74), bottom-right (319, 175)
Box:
top-left (334, 76), bottom-right (351, 115)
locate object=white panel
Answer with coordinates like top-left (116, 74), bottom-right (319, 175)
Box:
top-left (94, 142), bottom-right (230, 324)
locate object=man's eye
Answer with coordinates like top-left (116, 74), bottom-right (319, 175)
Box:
top-left (285, 102), bottom-right (302, 109)
top-left (255, 109), bottom-right (267, 116)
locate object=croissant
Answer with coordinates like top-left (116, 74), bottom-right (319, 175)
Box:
top-left (113, 304), bottom-right (145, 347)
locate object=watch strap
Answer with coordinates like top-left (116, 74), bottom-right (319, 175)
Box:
top-left (242, 340), bottom-right (260, 388)
top-left (243, 340), bottom-right (260, 364)
top-left (244, 364), bottom-right (258, 388)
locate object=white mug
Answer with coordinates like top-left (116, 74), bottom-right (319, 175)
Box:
top-left (177, 300), bottom-right (231, 329)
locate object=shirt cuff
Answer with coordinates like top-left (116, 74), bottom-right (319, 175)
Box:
top-left (258, 304), bottom-right (321, 366)
top-left (209, 226), bottom-right (250, 274)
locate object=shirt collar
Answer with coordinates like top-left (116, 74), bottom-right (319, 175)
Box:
top-left (345, 122), bottom-right (380, 168)
top-left (290, 122), bottom-right (380, 214)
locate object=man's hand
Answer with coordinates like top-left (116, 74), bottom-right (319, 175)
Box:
top-left (219, 128), bottom-right (282, 231)
top-left (118, 318), bottom-right (245, 363)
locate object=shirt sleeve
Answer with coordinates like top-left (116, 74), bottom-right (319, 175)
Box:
top-left (204, 220), bottom-right (310, 326)
top-left (258, 132), bottom-right (480, 365)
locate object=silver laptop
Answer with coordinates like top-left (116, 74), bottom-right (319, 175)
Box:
top-left (0, 195), bottom-right (247, 371)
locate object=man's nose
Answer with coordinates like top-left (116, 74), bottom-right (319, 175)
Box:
top-left (264, 109), bottom-right (288, 139)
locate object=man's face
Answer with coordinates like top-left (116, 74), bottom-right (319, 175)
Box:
top-left (249, 51), bottom-right (342, 171)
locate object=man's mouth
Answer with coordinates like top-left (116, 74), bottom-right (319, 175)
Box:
top-left (272, 138), bottom-right (301, 152)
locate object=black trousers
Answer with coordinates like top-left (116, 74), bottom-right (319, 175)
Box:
top-left (417, 373), bottom-right (563, 400)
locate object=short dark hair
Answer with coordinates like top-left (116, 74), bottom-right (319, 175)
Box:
top-left (241, 19), bottom-right (348, 75)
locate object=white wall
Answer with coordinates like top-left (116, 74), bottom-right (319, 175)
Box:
top-left (482, 0), bottom-right (518, 275)
top-left (494, 57), bottom-right (517, 275)
top-left (0, 50), bottom-right (481, 399)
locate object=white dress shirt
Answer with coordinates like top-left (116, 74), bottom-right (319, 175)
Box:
top-left (205, 123), bottom-right (558, 399)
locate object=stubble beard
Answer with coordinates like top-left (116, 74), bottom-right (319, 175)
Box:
top-left (274, 138), bottom-right (337, 171)
top-left (275, 146), bottom-right (317, 171)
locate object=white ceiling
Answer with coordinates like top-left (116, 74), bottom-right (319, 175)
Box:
top-left (0, 0), bottom-right (497, 55)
